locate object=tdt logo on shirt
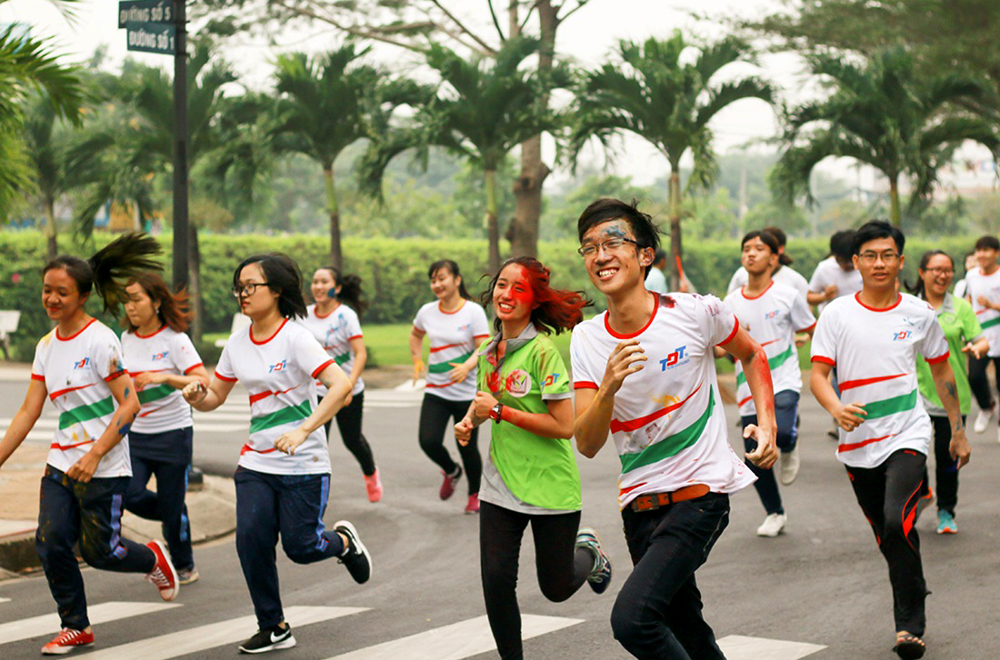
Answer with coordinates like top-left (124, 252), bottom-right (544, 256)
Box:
top-left (457, 323), bottom-right (471, 333)
top-left (505, 370), bottom-right (532, 397)
top-left (152, 351), bottom-right (169, 361)
top-left (73, 357), bottom-right (90, 370)
top-left (543, 373), bottom-right (560, 387)
top-left (269, 359), bottom-right (288, 373)
top-left (660, 346), bottom-right (689, 370)
top-left (893, 330), bottom-right (912, 341)
top-left (765, 309), bottom-right (780, 321)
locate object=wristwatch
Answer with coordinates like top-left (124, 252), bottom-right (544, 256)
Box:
top-left (490, 402), bottom-right (504, 424)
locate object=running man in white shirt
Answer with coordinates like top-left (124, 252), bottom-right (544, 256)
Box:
top-left (726, 226), bottom-right (810, 300)
top-left (570, 198), bottom-right (777, 660)
top-left (644, 249), bottom-right (668, 293)
top-left (808, 229), bottom-right (863, 313)
top-left (963, 235), bottom-right (1000, 435)
top-left (724, 230), bottom-right (816, 538)
top-left (810, 221), bottom-right (970, 660)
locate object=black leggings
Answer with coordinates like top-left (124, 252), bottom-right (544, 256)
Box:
top-left (929, 415), bottom-right (963, 515)
top-left (479, 500), bottom-right (591, 660)
top-left (323, 392), bottom-right (376, 476)
top-left (418, 393), bottom-right (482, 494)
top-left (967, 355), bottom-right (1000, 411)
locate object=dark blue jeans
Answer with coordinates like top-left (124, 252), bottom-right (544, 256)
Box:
top-left (611, 492), bottom-right (730, 660)
top-left (741, 389), bottom-right (800, 515)
top-left (37, 465), bottom-right (156, 631)
top-left (234, 467), bottom-right (346, 629)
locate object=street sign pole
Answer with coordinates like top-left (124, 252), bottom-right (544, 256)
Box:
top-left (172, 0), bottom-right (189, 292)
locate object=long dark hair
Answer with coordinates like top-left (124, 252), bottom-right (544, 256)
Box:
top-left (43, 233), bottom-right (162, 315)
top-left (317, 266), bottom-right (368, 317)
top-left (234, 253), bottom-right (308, 319)
top-left (481, 257), bottom-right (592, 335)
top-left (428, 259), bottom-right (472, 300)
top-left (905, 250), bottom-right (952, 300)
top-left (123, 272), bottom-right (192, 333)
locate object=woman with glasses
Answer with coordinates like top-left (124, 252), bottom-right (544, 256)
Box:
top-left (409, 260), bottom-right (490, 513)
top-left (907, 251), bottom-right (987, 534)
top-left (122, 273), bottom-right (210, 585)
top-left (182, 253), bottom-right (372, 654)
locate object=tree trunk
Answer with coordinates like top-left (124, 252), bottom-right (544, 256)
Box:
top-left (889, 175), bottom-right (901, 227)
top-left (486, 167), bottom-right (501, 274)
top-left (189, 222), bottom-right (203, 344)
top-left (324, 165), bottom-right (342, 269)
top-left (43, 194), bottom-right (58, 261)
top-left (668, 169), bottom-right (683, 291)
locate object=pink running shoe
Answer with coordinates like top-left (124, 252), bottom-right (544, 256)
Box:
top-left (364, 469), bottom-right (383, 503)
top-left (41, 628), bottom-right (94, 655)
top-left (439, 465), bottom-right (462, 500)
top-left (145, 539), bottom-right (179, 601)
top-left (464, 493), bottom-right (480, 514)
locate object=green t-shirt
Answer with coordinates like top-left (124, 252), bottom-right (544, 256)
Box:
top-left (477, 331), bottom-right (581, 511)
top-left (916, 293), bottom-right (982, 416)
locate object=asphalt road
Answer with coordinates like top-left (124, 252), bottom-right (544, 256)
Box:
top-left (1, 377), bottom-right (999, 659)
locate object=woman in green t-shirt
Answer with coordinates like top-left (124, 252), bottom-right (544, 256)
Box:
top-left (454, 256), bottom-right (611, 660)
top-left (909, 250), bottom-right (988, 534)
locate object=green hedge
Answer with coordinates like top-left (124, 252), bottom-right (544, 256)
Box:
top-left (0, 229), bottom-right (979, 361)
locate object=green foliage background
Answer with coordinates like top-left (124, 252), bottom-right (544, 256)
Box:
top-left (0, 230), bottom-right (979, 361)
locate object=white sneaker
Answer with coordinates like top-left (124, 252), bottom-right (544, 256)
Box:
top-left (756, 513), bottom-right (786, 537)
top-left (778, 447), bottom-right (800, 486)
top-left (973, 406), bottom-right (994, 433)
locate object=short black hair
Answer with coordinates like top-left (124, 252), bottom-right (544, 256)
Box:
top-left (741, 230), bottom-right (780, 254)
top-left (234, 253), bottom-right (308, 319)
top-left (576, 198), bottom-right (662, 277)
top-left (852, 220), bottom-right (905, 256)
top-left (762, 227), bottom-right (793, 265)
top-left (830, 230), bottom-right (856, 261)
top-left (975, 235), bottom-right (1000, 251)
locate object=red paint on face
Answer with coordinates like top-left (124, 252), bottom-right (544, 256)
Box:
top-left (494, 264), bottom-right (536, 321)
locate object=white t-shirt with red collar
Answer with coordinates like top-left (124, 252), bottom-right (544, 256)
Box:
top-left (413, 300), bottom-right (490, 401)
top-left (31, 319), bottom-right (132, 478)
top-left (724, 281), bottom-right (816, 416)
top-left (121, 325), bottom-right (203, 434)
top-left (215, 319), bottom-right (335, 475)
top-left (810, 292), bottom-right (949, 468)
top-left (298, 303), bottom-right (365, 397)
top-left (964, 266), bottom-right (1000, 358)
top-left (570, 292), bottom-right (756, 509)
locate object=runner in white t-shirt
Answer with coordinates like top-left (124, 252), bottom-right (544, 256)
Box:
top-left (724, 231), bottom-right (816, 537)
top-left (726, 226), bottom-right (809, 300)
top-left (810, 221), bottom-right (970, 660)
top-left (569, 198), bottom-right (777, 660)
top-left (122, 273), bottom-right (210, 586)
top-left (298, 267), bottom-right (381, 502)
top-left (183, 253), bottom-right (372, 655)
top-left (0, 235), bottom-right (178, 655)
top-left (808, 229), bottom-right (863, 313)
top-left (963, 235), bottom-right (1000, 435)
top-left (409, 260), bottom-right (490, 513)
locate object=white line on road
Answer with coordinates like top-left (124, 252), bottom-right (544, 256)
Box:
top-left (718, 635), bottom-right (827, 660)
top-left (324, 614), bottom-right (583, 660)
top-left (82, 605), bottom-right (367, 659)
top-left (0, 601), bottom-right (180, 646)
top-left (0, 598), bottom-right (9, 604)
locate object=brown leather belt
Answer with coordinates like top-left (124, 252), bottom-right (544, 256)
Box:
top-left (629, 484), bottom-right (710, 512)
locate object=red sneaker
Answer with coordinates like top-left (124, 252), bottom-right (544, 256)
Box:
top-left (41, 628), bottom-right (94, 655)
top-left (464, 493), bottom-right (480, 514)
top-left (364, 469), bottom-right (383, 503)
top-left (439, 466), bottom-right (462, 500)
top-left (145, 539), bottom-right (179, 601)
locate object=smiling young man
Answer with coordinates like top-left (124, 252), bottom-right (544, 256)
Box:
top-left (569, 198), bottom-right (777, 659)
top-left (810, 220), bottom-right (971, 660)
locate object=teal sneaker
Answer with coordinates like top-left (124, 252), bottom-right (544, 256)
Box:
top-left (575, 527), bottom-right (612, 594)
top-left (937, 510), bottom-right (957, 535)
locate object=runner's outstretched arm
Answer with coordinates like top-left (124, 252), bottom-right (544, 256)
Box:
top-left (810, 361), bottom-right (867, 432)
top-left (722, 327), bottom-right (778, 469)
top-left (928, 359), bottom-right (971, 468)
top-left (573, 338), bottom-right (647, 458)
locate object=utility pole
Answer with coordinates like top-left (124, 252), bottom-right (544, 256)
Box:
top-left (172, 0), bottom-right (189, 291)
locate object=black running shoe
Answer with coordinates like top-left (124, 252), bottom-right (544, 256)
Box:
top-left (334, 520), bottom-right (372, 584)
top-left (238, 624), bottom-right (295, 654)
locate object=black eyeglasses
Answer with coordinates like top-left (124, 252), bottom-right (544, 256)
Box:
top-left (232, 282), bottom-right (271, 297)
top-left (577, 237), bottom-right (641, 258)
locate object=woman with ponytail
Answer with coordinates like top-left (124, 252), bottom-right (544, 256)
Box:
top-left (122, 273), bottom-right (210, 584)
top-left (298, 266), bottom-right (382, 502)
top-left (0, 233), bottom-right (180, 655)
top-left (454, 257), bottom-right (613, 660)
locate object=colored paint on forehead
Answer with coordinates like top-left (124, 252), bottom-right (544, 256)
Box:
top-left (600, 222), bottom-right (629, 240)
top-left (498, 264), bottom-right (535, 306)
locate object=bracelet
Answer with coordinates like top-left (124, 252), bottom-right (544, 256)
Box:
top-left (490, 402), bottom-right (504, 424)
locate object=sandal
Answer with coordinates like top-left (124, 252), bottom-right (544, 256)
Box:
top-left (893, 632), bottom-right (926, 660)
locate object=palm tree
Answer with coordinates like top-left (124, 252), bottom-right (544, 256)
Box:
top-left (570, 32), bottom-right (773, 288)
top-left (24, 92), bottom-right (74, 259)
top-left (772, 47), bottom-right (1000, 226)
top-left (360, 37), bottom-right (562, 273)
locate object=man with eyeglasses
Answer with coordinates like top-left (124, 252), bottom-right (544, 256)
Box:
top-left (569, 198), bottom-right (777, 659)
top-left (810, 220), bottom-right (970, 660)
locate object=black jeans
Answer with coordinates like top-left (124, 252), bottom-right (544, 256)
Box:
top-left (418, 393), bottom-right (482, 494)
top-left (845, 449), bottom-right (928, 636)
top-left (741, 389), bottom-right (800, 515)
top-left (967, 355), bottom-right (1000, 411)
top-left (37, 465), bottom-right (156, 631)
top-left (323, 392), bottom-right (376, 476)
top-left (929, 415), bottom-right (962, 515)
top-left (611, 492), bottom-right (730, 660)
top-left (479, 500), bottom-right (591, 660)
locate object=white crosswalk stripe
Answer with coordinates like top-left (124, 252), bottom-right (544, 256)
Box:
top-left (0, 601), bottom-right (179, 646)
top-left (325, 614), bottom-right (583, 660)
top-left (718, 635), bottom-right (826, 659)
top-left (83, 605), bottom-right (367, 660)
